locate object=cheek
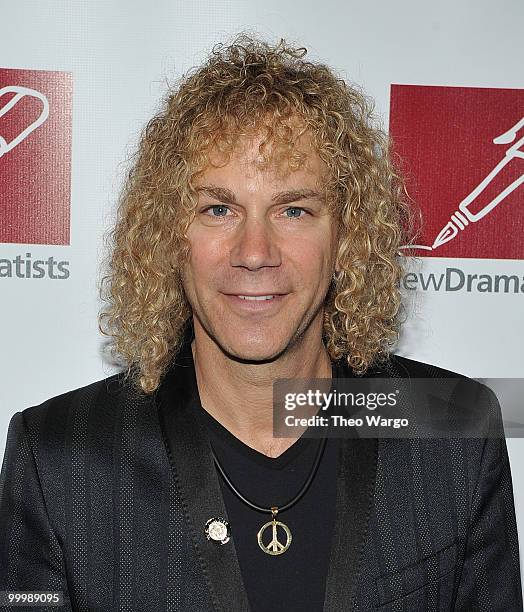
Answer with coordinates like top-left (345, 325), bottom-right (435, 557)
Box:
top-left (186, 237), bottom-right (224, 282)
top-left (287, 235), bottom-right (332, 275)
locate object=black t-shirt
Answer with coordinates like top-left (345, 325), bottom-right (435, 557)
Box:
top-left (195, 403), bottom-right (340, 612)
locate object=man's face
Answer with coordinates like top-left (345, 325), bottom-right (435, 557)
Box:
top-left (182, 128), bottom-right (339, 362)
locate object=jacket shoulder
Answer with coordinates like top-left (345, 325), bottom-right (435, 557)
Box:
top-left (387, 353), bottom-right (470, 380)
top-left (19, 371), bottom-right (134, 430)
top-left (387, 353), bottom-right (503, 430)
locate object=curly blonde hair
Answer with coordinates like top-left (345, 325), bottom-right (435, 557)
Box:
top-left (99, 31), bottom-right (419, 394)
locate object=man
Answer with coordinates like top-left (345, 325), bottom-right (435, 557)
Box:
top-left (0, 33), bottom-right (522, 611)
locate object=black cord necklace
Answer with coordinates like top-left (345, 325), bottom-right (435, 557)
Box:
top-left (209, 435), bottom-right (328, 555)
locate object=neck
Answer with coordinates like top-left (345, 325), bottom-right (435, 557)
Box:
top-left (191, 324), bottom-right (333, 458)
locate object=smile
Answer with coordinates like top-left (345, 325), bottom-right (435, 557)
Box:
top-left (223, 293), bottom-right (288, 312)
top-left (237, 295), bottom-right (275, 301)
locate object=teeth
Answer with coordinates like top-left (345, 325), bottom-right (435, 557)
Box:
top-left (238, 295), bottom-right (275, 301)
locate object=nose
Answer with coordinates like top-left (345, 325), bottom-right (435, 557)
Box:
top-left (229, 217), bottom-right (281, 271)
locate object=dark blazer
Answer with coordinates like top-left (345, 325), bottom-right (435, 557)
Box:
top-left (1, 328), bottom-right (522, 611)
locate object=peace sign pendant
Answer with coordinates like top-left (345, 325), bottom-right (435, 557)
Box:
top-left (257, 507), bottom-right (292, 555)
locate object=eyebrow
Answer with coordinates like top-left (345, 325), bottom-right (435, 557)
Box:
top-left (195, 185), bottom-right (324, 206)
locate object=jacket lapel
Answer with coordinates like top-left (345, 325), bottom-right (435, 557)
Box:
top-left (322, 357), bottom-right (404, 611)
top-left (322, 359), bottom-right (379, 611)
top-left (156, 326), bottom-right (251, 612)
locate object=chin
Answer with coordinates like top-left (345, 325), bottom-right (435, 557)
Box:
top-left (220, 332), bottom-right (287, 363)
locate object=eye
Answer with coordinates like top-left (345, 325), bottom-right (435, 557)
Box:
top-left (284, 207), bottom-right (308, 219)
top-left (202, 205), bottom-right (231, 217)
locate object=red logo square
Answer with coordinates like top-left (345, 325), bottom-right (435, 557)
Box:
top-left (0, 68), bottom-right (72, 245)
top-left (389, 85), bottom-right (524, 259)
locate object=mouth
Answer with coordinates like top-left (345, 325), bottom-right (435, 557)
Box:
top-left (222, 293), bottom-right (288, 312)
top-left (235, 294), bottom-right (280, 301)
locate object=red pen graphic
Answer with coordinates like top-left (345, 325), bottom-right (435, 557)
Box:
top-left (401, 117), bottom-right (524, 251)
top-left (0, 86), bottom-right (49, 157)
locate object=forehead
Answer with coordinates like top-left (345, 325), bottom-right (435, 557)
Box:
top-left (194, 123), bottom-right (328, 189)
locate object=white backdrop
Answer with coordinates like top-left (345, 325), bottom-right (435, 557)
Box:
top-left (1, 0), bottom-right (523, 578)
